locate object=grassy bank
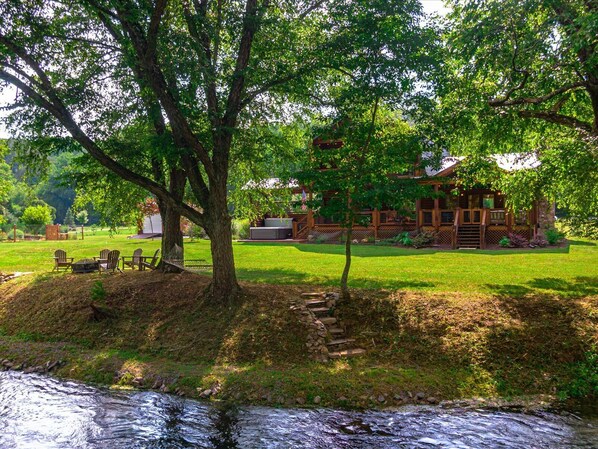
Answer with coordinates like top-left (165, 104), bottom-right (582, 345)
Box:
top-left (0, 271), bottom-right (596, 408)
top-left (1, 233), bottom-right (597, 294)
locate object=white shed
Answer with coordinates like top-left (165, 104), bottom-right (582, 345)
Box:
top-left (142, 214), bottom-right (162, 235)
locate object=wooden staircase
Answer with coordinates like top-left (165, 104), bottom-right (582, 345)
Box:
top-left (302, 294), bottom-right (366, 359)
top-left (457, 224), bottom-right (481, 249)
top-left (293, 215), bottom-right (310, 240)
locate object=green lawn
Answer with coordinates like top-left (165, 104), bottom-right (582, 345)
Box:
top-left (1, 230), bottom-right (597, 295)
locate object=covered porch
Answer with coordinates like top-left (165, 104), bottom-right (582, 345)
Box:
top-left (418, 185), bottom-right (537, 248)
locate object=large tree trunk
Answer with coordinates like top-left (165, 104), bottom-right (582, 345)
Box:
top-left (159, 202), bottom-right (183, 261)
top-left (157, 167), bottom-right (186, 270)
top-left (203, 182), bottom-right (239, 303)
top-left (206, 217), bottom-right (239, 302)
top-left (340, 227), bottom-right (352, 301)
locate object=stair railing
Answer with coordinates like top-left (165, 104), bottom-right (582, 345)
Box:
top-left (480, 208), bottom-right (489, 249)
top-left (452, 207), bottom-right (460, 249)
top-left (294, 215), bottom-right (309, 239)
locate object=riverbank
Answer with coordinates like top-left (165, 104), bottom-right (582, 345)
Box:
top-left (0, 271), bottom-right (596, 409)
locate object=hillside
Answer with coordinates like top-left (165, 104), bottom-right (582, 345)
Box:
top-left (0, 271), bottom-right (596, 408)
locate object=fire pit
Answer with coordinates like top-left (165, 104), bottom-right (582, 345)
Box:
top-left (72, 259), bottom-right (99, 274)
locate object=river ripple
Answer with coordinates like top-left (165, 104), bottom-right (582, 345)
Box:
top-left (0, 371), bottom-right (596, 448)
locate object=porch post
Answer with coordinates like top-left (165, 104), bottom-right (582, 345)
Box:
top-left (433, 184), bottom-right (440, 231)
top-left (308, 191), bottom-right (314, 231)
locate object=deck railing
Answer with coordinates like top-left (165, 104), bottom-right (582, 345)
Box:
top-left (489, 209), bottom-right (506, 225)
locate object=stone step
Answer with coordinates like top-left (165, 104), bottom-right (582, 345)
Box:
top-left (304, 299), bottom-right (327, 308)
top-left (319, 316), bottom-right (337, 325)
top-left (310, 307), bottom-right (331, 315)
top-left (301, 292), bottom-right (326, 298)
top-left (328, 348), bottom-right (367, 359)
top-left (326, 338), bottom-right (355, 347)
top-left (328, 327), bottom-right (345, 335)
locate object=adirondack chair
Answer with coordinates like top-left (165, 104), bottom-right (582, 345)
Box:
top-left (122, 248), bottom-right (143, 270)
top-left (53, 249), bottom-right (74, 271)
top-left (99, 250), bottom-right (122, 274)
top-left (140, 249), bottom-right (160, 270)
top-left (94, 249), bottom-right (111, 262)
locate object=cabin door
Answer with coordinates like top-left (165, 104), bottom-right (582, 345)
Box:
top-left (462, 194), bottom-right (482, 224)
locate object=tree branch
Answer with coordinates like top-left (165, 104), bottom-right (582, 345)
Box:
top-left (182, 153), bottom-right (210, 207)
top-left (0, 69), bottom-right (204, 225)
top-left (146, 0), bottom-right (169, 61)
top-left (183, 0), bottom-right (220, 120)
top-left (111, 1), bottom-right (217, 182)
top-left (489, 81), bottom-right (586, 107)
top-left (223, 0), bottom-right (269, 129)
top-left (518, 109), bottom-right (594, 134)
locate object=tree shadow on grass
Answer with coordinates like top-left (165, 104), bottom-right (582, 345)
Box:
top-left (238, 241), bottom-right (573, 257)
top-left (479, 279), bottom-right (595, 396)
top-left (487, 276), bottom-right (598, 299)
top-left (568, 239), bottom-right (597, 247)
top-left (235, 266), bottom-right (435, 290)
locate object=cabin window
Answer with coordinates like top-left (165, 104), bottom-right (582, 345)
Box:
top-left (422, 211), bottom-right (433, 225)
top-left (483, 194), bottom-right (495, 209)
top-left (468, 194), bottom-right (481, 209)
top-left (441, 211), bottom-right (454, 224)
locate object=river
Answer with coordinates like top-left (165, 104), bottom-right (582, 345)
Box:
top-left (0, 371), bottom-right (596, 448)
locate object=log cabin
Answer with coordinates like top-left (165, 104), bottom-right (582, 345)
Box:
top-left (248, 146), bottom-right (555, 249)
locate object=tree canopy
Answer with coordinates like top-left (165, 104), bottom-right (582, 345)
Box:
top-left (439, 0), bottom-right (597, 221)
top-left (0, 0), bottom-right (436, 300)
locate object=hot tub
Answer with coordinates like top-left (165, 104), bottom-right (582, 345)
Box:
top-left (249, 218), bottom-right (293, 240)
top-left (249, 227), bottom-right (292, 240)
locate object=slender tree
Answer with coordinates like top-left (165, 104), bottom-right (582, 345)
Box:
top-left (301, 107), bottom-right (429, 300)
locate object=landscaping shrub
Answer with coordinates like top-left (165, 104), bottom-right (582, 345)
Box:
top-left (411, 231), bottom-right (436, 248)
top-left (0, 232), bottom-right (7, 241)
top-left (499, 236), bottom-right (510, 248)
top-left (545, 228), bottom-right (565, 245)
top-left (231, 219), bottom-right (250, 240)
top-left (507, 232), bottom-right (528, 247)
top-left (391, 232), bottom-right (413, 246)
top-left (401, 236), bottom-right (413, 246)
top-left (529, 236), bottom-right (548, 248)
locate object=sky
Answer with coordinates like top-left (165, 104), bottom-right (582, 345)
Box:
top-left (0, 1), bottom-right (449, 139)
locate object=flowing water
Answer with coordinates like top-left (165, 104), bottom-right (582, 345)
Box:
top-left (0, 371), bottom-right (596, 448)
